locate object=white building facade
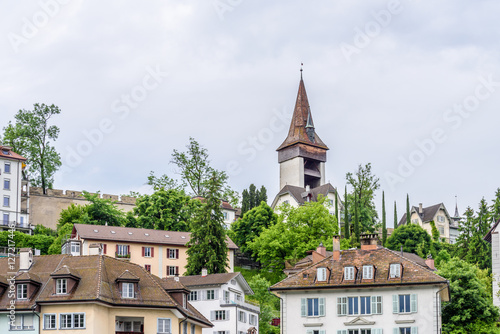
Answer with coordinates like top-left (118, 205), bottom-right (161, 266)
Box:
top-left (271, 236), bottom-right (449, 334)
top-left (180, 272), bottom-right (260, 334)
top-left (0, 146), bottom-right (30, 233)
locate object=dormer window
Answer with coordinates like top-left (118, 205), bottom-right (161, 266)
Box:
top-left (17, 284), bottom-right (27, 299)
top-left (390, 263), bottom-right (401, 278)
top-left (362, 265), bottom-right (373, 279)
top-left (56, 279), bottom-right (68, 294)
top-left (122, 282), bottom-right (135, 298)
top-left (344, 266), bottom-right (355, 280)
top-left (317, 267), bottom-right (327, 282)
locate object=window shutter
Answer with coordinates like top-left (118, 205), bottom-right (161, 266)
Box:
top-left (166, 248), bottom-right (170, 258)
top-left (307, 331), bottom-right (313, 334)
top-left (393, 329), bottom-right (399, 334)
top-left (116, 245), bottom-right (118, 253)
top-left (151, 247), bottom-right (154, 257)
top-left (411, 327), bottom-right (418, 334)
top-left (142, 247), bottom-right (145, 256)
top-left (226, 310), bottom-right (230, 320)
top-left (103, 244), bottom-right (107, 254)
top-left (210, 311), bottom-right (215, 321)
top-left (319, 297), bottom-right (325, 316)
top-left (392, 295), bottom-right (398, 314)
top-left (411, 294), bottom-right (417, 313)
top-left (319, 330), bottom-right (326, 334)
top-left (214, 289), bottom-right (219, 299)
top-left (176, 249), bottom-right (179, 259)
top-left (127, 245), bottom-right (130, 254)
top-left (301, 298), bottom-right (306, 317)
top-left (175, 266), bottom-right (179, 276)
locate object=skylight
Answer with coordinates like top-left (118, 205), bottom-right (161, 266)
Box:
top-left (93, 229), bottom-right (98, 233)
top-left (111, 231), bottom-right (116, 234)
top-left (165, 235), bottom-right (170, 238)
top-left (145, 233), bottom-right (149, 236)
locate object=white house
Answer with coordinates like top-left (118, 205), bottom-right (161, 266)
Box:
top-left (179, 271), bottom-right (260, 334)
top-left (484, 219), bottom-right (500, 309)
top-left (0, 145), bottom-right (30, 233)
top-left (270, 235), bottom-right (450, 334)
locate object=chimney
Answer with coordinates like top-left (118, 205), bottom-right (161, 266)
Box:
top-left (201, 268), bottom-right (208, 277)
top-left (360, 234), bottom-right (379, 251)
top-left (89, 243), bottom-right (101, 255)
top-left (19, 248), bottom-right (33, 271)
top-left (425, 254), bottom-right (435, 270)
top-left (332, 235), bottom-right (340, 261)
top-left (419, 203), bottom-right (423, 214)
top-left (316, 242), bottom-right (326, 257)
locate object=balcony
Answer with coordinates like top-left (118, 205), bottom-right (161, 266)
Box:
top-left (222, 298), bottom-right (260, 313)
top-left (0, 220), bottom-right (31, 230)
top-left (115, 316), bottom-right (143, 334)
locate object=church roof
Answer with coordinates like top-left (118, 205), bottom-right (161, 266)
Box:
top-left (277, 76), bottom-right (328, 151)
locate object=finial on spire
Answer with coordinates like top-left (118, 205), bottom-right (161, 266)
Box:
top-left (300, 63), bottom-right (303, 79)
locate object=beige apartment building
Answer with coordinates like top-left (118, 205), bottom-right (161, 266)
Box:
top-left (62, 224), bottom-right (238, 278)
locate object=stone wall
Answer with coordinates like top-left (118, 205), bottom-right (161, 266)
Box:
top-left (29, 187), bottom-right (136, 230)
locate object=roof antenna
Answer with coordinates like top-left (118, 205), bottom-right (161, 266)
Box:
top-left (300, 63), bottom-right (303, 79)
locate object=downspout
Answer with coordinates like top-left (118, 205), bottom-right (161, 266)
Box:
top-left (235, 304), bottom-right (238, 334)
top-left (268, 288), bottom-right (283, 334)
top-left (436, 283), bottom-right (449, 334)
top-left (179, 317), bottom-right (188, 334)
top-left (32, 304), bottom-right (40, 331)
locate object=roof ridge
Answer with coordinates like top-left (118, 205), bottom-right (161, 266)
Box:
top-left (96, 255), bottom-right (103, 299)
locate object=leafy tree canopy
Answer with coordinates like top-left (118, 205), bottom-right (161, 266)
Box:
top-left (385, 224), bottom-right (432, 257)
top-left (247, 196), bottom-right (338, 280)
top-left (241, 184), bottom-right (268, 215)
top-left (231, 201), bottom-right (277, 254)
top-left (0, 231), bottom-right (55, 255)
top-left (438, 257), bottom-right (499, 333)
top-left (2, 103), bottom-right (61, 193)
top-left (48, 223), bottom-right (75, 254)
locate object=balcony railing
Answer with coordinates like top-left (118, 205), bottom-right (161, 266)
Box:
top-left (0, 220), bottom-right (31, 229)
top-left (222, 298), bottom-right (260, 312)
top-left (116, 332), bottom-right (143, 334)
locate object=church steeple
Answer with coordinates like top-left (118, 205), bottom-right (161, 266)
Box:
top-left (276, 73), bottom-right (329, 190)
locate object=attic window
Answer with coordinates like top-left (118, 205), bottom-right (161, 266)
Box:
top-left (344, 266), bottom-right (355, 280)
top-left (181, 236), bottom-right (186, 239)
top-left (165, 235), bottom-right (170, 238)
top-left (145, 233), bottom-right (149, 236)
top-left (390, 263), bottom-right (401, 278)
top-left (2, 149), bottom-right (9, 155)
top-left (93, 229), bottom-right (98, 233)
top-left (111, 231), bottom-right (116, 234)
top-left (128, 232), bottom-right (133, 235)
top-left (363, 265), bottom-right (374, 279)
top-left (303, 273), bottom-right (308, 279)
top-left (317, 267), bottom-right (327, 282)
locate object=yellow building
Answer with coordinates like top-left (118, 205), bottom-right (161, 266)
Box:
top-left (0, 249), bottom-right (212, 334)
top-left (62, 224), bottom-right (238, 278)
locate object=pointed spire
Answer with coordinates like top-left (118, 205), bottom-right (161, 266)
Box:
top-left (277, 73), bottom-right (328, 151)
top-left (454, 195), bottom-right (460, 218)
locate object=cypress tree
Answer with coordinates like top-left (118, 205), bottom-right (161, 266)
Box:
top-left (258, 185), bottom-right (268, 205)
top-left (335, 188), bottom-right (339, 231)
top-left (394, 201), bottom-right (398, 230)
top-left (344, 185), bottom-right (349, 239)
top-left (406, 194), bottom-right (411, 225)
top-left (382, 191), bottom-right (387, 246)
top-left (354, 197), bottom-right (360, 244)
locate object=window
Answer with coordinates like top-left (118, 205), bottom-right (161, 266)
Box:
top-left (43, 314), bottom-right (56, 329)
top-left (117, 244), bottom-right (129, 256)
top-left (188, 290), bottom-right (198, 301)
top-left (249, 314), bottom-right (257, 325)
top-left (393, 294), bottom-right (417, 314)
top-left (213, 310), bottom-right (227, 321)
top-left (372, 296), bottom-right (383, 314)
top-left (70, 242), bottom-right (80, 255)
top-left (437, 215), bottom-right (445, 222)
top-left (167, 248), bottom-right (179, 259)
top-left (122, 282), bottom-right (135, 298)
top-left (348, 296), bottom-right (358, 315)
top-left (17, 283), bottom-right (27, 299)
top-left (60, 313), bottom-right (85, 329)
top-left (360, 296), bottom-right (371, 315)
top-left (143, 247), bottom-right (151, 257)
top-left (317, 267), bottom-right (327, 281)
top-left (398, 328), bottom-right (418, 334)
top-left (337, 330), bottom-right (383, 334)
top-left (235, 293), bottom-right (242, 301)
top-left (145, 264), bottom-right (151, 273)
top-left (412, 218), bottom-right (419, 224)
top-left (206, 289), bottom-right (215, 300)
top-left (344, 266), bottom-right (355, 280)
top-left (3, 213), bottom-right (8, 224)
top-left (157, 318), bottom-right (171, 334)
top-left (3, 195), bottom-right (10, 207)
top-left (224, 290), bottom-right (230, 303)
top-left (4, 179), bottom-right (10, 190)
top-left (4, 163), bottom-right (10, 173)
top-left (301, 298), bottom-right (325, 317)
top-left (390, 263), bottom-right (401, 278)
top-left (337, 297), bottom-right (347, 315)
top-left (56, 278), bottom-right (67, 294)
top-left (167, 266), bottom-right (179, 276)
top-left (223, 211), bottom-right (228, 219)
top-left (307, 331), bottom-right (326, 334)
top-left (439, 226), bottom-right (445, 235)
top-left (10, 314), bottom-right (34, 330)
top-left (239, 310), bottom-right (246, 322)
top-left (191, 324), bottom-right (195, 334)
top-left (362, 265), bottom-right (373, 279)
top-left (74, 313), bottom-right (85, 328)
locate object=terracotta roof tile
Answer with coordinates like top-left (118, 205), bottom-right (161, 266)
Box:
top-left (0, 146), bottom-right (26, 161)
top-left (179, 272), bottom-right (240, 287)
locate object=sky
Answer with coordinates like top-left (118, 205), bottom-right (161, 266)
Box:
top-left (1, 0), bottom-right (500, 228)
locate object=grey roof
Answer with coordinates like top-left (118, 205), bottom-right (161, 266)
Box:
top-left (272, 183), bottom-right (340, 207)
top-left (398, 203), bottom-right (447, 226)
top-left (179, 272), bottom-right (253, 295)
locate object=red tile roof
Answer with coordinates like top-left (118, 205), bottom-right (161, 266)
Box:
top-left (0, 145), bottom-right (26, 161)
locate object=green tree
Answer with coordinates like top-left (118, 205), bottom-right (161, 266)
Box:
top-left (241, 184), bottom-right (268, 215)
top-left (385, 224), bottom-right (432, 257)
top-left (344, 185), bottom-right (349, 239)
top-left (2, 103), bottom-right (61, 193)
top-left (33, 224), bottom-right (57, 237)
top-left (394, 201), bottom-right (398, 229)
top-left (346, 163), bottom-right (380, 233)
top-left (246, 275), bottom-right (280, 334)
top-left (406, 194), bottom-right (411, 225)
top-left (130, 189), bottom-right (197, 231)
top-left (185, 171), bottom-right (228, 275)
top-left (146, 171), bottom-right (184, 191)
top-left (429, 221), bottom-right (440, 242)
top-left (248, 196), bottom-right (338, 279)
top-left (48, 223), bottom-right (74, 254)
top-left (57, 203), bottom-right (91, 230)
top-left (231, 202), bottom-right (278, 255)
top-left (258, 185), bottom-right (268, 205)
top-left (438, 257), bottom-right (499, 333)
top-left (353, 196), bottom-right (360, 244)
top-left (382, 191), bottom-right (387, 246)
top-left (82, 191), bottom-right (126, 226)
top-left (491, 188), bottom-right (500, 222)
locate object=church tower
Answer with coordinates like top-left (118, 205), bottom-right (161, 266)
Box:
top-left (276, 74), bottom-right (329, 190)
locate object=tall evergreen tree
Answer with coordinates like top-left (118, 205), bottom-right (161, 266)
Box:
top-left (248, 184), bottom-right (257, 209)
top-left (406, 194), bottom-right (411, 225)
top-left (241, 189), bottom-right (250, 214)
top-left (394, 201), bottom-right (398, 229)
top-left (258, 185), bottom-right (268, 205)
top-left (335, 188), bottom-right (339, 231)
top-left (382, 191), bottom-right (387, 246)
top-left (241, 184), bottom-right (268, 215)
top-left (185, 171), bottom-right (228, 275)
top-left (344, 185), bottom-right (349, 239)
top-left (354, 197), bottom-right (360, 244)
top-left (491, 188), bottom-right (500, 222)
